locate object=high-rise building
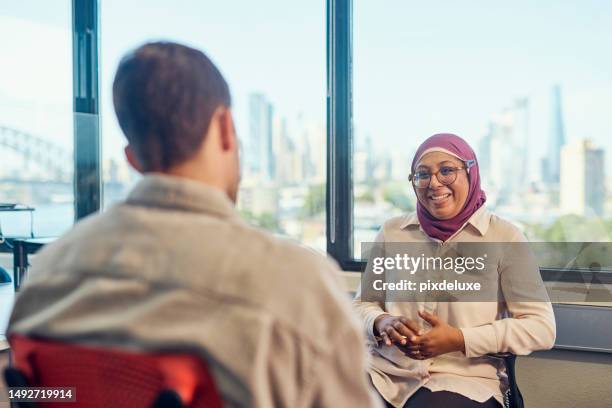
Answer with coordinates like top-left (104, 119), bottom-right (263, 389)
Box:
top-left (513, 98), bottom-right (530, 184)
top-left (389, 151), bottom-right (409, 181)
top-left (364, 135), bottom-right (376, 182)
top-left (247, 93), bottom-right (274, 182)
top-left (545, 84), bottom-right (566, 183)
top-left (480, 99), bottom-right (529, 204)
top-left (560, 139), bottom-right (605, 217)
top-left (272, 117), bottom-right (295, 185)
top-left (303, 121), bottom-right (325, 183)
top-left (354, 150), bottom-right (368, 183)
top-left (478, 124), bottom-right (493, 182)
top-left (504, 99), bottom-right (530, 194)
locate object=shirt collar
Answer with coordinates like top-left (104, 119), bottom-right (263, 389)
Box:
top-left (126, 174), bottom-right (237, 219)
top-left (399, 212), bottom-right (420, 229)
top-left (399, 205), bottom-right (490, 237)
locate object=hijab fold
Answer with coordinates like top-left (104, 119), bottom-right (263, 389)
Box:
top-left (411, 133), bottom-right (486, 241)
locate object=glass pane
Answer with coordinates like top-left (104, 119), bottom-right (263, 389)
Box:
top-left (0, 2), bottom-right (73, 238)
top-left (353, 1), bottom-right (612, 260)
top-left (100, 0), bottom-right (326, 251)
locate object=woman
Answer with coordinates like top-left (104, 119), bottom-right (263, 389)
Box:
top-left (353, 133), bottom-right (556, 408)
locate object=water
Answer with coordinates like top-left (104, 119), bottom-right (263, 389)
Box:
top-left (0, 203), bottom-right (73, 238)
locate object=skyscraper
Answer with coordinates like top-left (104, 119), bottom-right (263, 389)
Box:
top-left (545, 84), bottom-right (566, 183)
top-left (560, 139), bottom-right (605, 217)
top-left (514, 98), bottom-right (530, 184)
top-left (248, 93), bottom-right (274, 182)
top-left (480, 98), bottom-right (529, 204)
top-left (272, 116), bottom-right (292, 185)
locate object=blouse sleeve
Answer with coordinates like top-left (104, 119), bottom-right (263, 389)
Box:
top-left (460, 228), bottom-right (556, 358)
top-left (352, 228), bottom-right (390, 346)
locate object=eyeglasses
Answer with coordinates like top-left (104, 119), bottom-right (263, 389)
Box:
top-left (409, 159), bottom-right (475, 189)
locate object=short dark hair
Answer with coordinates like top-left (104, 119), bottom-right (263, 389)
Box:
top-left (113, 41), bottom-right (231, 171)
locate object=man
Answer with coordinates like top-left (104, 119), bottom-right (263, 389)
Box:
top-left (8, 42), bottom-right (380, 407)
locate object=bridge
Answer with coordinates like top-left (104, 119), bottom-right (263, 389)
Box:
top-left (0, 125), bottom-right (72, 182)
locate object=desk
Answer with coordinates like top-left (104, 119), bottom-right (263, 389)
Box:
top-left (0, 205), bottom-right (36, 285)
top-left (0, 205), bottom-right (35, 240)
top-left (12, 238), bottom-right (56, 291)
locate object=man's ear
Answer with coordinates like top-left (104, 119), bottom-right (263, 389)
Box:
top-left (124, 145), bottom-right (143, 173)
top-left (218, 107), bottom-right (236, 152)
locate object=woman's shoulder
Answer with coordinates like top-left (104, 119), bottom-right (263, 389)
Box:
top-left (381, 212), bottom-right (417, 231)
top-left (486, 209), bottom-right (527, 242)
top-left (375, 212), bottom-right (422, 243)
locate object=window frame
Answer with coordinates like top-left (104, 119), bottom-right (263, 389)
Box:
top-left (73, 0), bottom-right (102, 220)
top-left (326, 0), bottom-right (361, 271)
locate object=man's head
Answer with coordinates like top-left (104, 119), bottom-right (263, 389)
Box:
top-left (113, 41), bottom-right (240, 201)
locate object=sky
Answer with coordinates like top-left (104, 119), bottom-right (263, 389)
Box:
top-left (353, 1), bottom-right (612, 164)
top-left (1, 0), bottom-right (611, 176)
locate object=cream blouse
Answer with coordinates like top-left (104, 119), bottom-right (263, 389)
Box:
top-left (353, 206), bottom-right (556, 407)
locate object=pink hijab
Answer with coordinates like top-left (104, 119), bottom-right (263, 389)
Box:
top-left (411, 133), bottom-right (486, 241)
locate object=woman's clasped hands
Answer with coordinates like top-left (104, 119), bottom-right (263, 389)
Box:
top-left (373, 311), bottom-right (465, 360)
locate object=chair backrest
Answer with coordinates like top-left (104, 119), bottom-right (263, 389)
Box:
top-left (6, 335), bottom-right (223, 408)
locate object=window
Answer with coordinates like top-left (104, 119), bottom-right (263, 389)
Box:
top-left (345, 0), bottom-right (612, 264)
top-left (101, 0), bottom-right (326, 251)
top-left (0, 2), bottom-right (73, 238)
top-left (326, 0), bottom-right (612, 351)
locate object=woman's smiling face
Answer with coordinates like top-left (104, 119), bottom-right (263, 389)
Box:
top-left (413, 151), bottom-right (470, 220)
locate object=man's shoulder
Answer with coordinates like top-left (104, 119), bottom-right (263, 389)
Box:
top-left (230, 222), bottom-right (343, 296)
top-left (33, 203), bottom-right (349, 310)
top-left (224, 224), bottom-right (355, 341)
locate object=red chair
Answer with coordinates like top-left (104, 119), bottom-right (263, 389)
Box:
top-left (3, 335), bottom-right (223, 408)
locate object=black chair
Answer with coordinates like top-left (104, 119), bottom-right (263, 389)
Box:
top-left (488, 353), bottom-right (524, 408)
top-left (4, 367), bottom-right (37, 408)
